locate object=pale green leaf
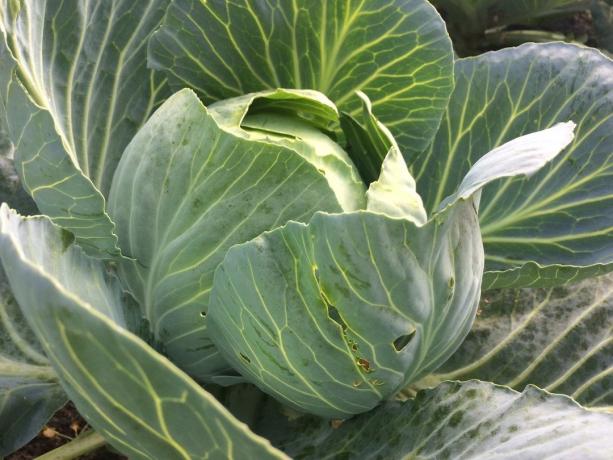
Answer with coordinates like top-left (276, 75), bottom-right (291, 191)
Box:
top-left (0, 266), bottom-right (65, 456)
top-left (148, 0), bottom-right (454, 161)
top-left (412, 43), bottom-right (613, 288)
top-left (0, 60), bottom-right (121, 257)
top-left (0, 0), bottom-right (169, 193)
top-left (0, 204), bottom-right (287, 460)
top-left (417, 274), bottom-right (613, 410)
top-left (107, 89), bottom-right (350, 381)
top-left (345, 91), bottom-right (427, 225)
top-left (209, 203), bottom-right (484, 418)
top-left (0, 0), bottom-right (171, 257)
top-left (437, 121), bottom-right (576, 210)
top-left (366, 147), bottom-right (427, 225)
top-left (208, 117), bottom-right (575, 418)
top-left (262, 380), bottom-right (613, 460)
top-left (209, 88), bottom-right (366, 212)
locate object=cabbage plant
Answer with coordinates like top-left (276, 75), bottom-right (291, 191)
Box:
top-left (0, 0), bottom-right (612, 458)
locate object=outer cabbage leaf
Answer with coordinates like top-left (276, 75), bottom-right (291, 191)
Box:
top-left (260, 381), bottom-right (613, 460)
top-left (148, 0), bottom-right (454, 162)
top-left (0, 83), bottom-right (64, 455)
top-left (0, 58), bottom-right (121, 257)
top-left (417, 274), bottom-right (613, 410)
top-left (0, 205), bottom-right (287, 460)
top-left (0, 265), bottom-right (65, 456)
top-left (0, 0), bottom-right (169, 194)
top-left (108, 89), bottom-right (355, 381)
top-left (412, 43), bottom-right (613, 289)
top-left (209, 124), bottom-right (575, 418)
top-left (0, 0), bottom-right (170, 257)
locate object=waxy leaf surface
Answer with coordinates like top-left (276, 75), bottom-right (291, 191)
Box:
top-left (108, 89), bottom-right (347, 380)
top-left (420, 274), bottom-right (613, 410)
top-left (0, 266), bottom-right (64, 456)
top-left (0, 205), bottom-right (286, 460)
top-left (263, 381), bottom-right (613, 460)
top-left (148, 0), bottom-right (454, 161)
top-left (412, 43), bottom-right (613, 288)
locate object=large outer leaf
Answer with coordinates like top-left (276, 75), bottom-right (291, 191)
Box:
top-left (0, 0), bottom-right (170, 257)
top-left (210, 204), bottom-right (482, 418)
top-left (108, 89), bottom-right (347, 381)
top-left (0, 0), bottom-right (169, 193)
top-left (0, 100), bottom-right (59, 454)
top-left (0, 266), bottom-right (65, 456)
top-left (147, 0), bottom-right (454, 161)
top-left (0, 57), bottom-right (121, 257)
top-left (0, 204), bottom-right (287, 460)
top-left (418, 274), bottom-right (613, 410)
top-left (412, 43), bottom-right (613, 289)
top-left (261, 380), bottom-right (613, 460)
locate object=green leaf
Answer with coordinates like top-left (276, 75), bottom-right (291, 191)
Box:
top-left (262, 380), bottom-right (613, 459)
top-left (417, 274), bottom-right (613, 410)
top-left (0, 265), bottom-right (65, 456)
top-left (0, 57), bottom-right (121, 257)
top-left (0, 0), bottom-right (171, 257)
top-left (437, 121), bottom-right (576, 210)
top-left (0, 96), bottom-right (60, 453)
top-left (412, 43), bottom-right (613, 289)
top-left (107, 89), bottom-right (351, 381)
top-left (210, 88), bottom-right (366, 212)
top-left (210, 203), bottom-right (484, 419)
top-left (0, 61), bottom-right (35, 216)
top-left (208, 122), bottom-right (575, 418)
top-left (0, 0), bottom-right (170, 194)
top-left (148, 0), bottom-right (454, 161)
top-left (340, 90), bottom-right (408, 184)
top-left (366, 147), bottom-right (427, 225)
top-left (347, 91), bottom-right (427, 225)
top-left (0, 204), bottom-right (287, 460)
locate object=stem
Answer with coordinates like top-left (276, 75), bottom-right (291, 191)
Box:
top-left (484, 29), bottom-right (569, 48)
top-left (35, 430), bottom-right (106, 460)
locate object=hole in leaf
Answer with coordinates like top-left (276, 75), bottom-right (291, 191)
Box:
top-left (327, 304), bottom-right (347, 330)
top-left (393, 330), bottom-right (416, 351)
top-left (356, 357), bottom-right (372, 373)
top-left (239, 353), bottom-right (251, 364)
top-left (200, 311), bottom-right (207, 317)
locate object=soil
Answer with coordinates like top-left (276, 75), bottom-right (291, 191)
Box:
top-left (7, 402), bottom-right (126, 460)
